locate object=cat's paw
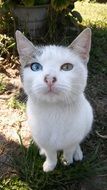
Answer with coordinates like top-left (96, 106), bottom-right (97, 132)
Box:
top-left (63, 154), bottom-right (74, 165)
top-left (74, 146), bottom-right (83, 161)
top-left (62, 158), bottom-right (73, 166)
top-left (43, 161), bottom-right (56, 172)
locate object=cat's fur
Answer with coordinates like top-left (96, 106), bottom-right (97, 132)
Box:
top-left (16, 28), bottom-right (93, 172)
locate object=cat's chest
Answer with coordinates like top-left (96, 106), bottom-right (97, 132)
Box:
top-left (27, 100), bottom-right (84, 149)
top-left (27, 100), bottom-right (76, 125)
top-left (28, 101), bottom-right (75, 131)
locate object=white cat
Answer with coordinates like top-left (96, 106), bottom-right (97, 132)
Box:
top-left (16, 28), bottom-right (93, 172)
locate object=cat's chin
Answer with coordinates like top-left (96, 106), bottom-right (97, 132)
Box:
top-left (44, 90), bottom-right (59, 96)
top-left (30, 91), bottom-right (65, 103)
top-left (37, 87), bottom-right (63, 102)
top-left (37, 93), bottom-right (61, 103)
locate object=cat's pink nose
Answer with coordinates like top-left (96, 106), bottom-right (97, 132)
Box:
top-left (44, 74), bottom-right (57, 86)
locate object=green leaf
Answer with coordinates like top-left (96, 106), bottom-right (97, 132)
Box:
top-left (51, 0), bottom-right (71, 11)
top-left (22, 0), bottom-right (35, 7)
top-left (72, 10), bottom-right (82, 23)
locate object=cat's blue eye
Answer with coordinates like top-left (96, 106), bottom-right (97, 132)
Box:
top-left (30, 62), bottom-right (43, 71)
top-left (60, 63), bottom-right (73, 71)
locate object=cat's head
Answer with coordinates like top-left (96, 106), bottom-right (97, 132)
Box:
top-left (16, 28), bottom-right (91, 103)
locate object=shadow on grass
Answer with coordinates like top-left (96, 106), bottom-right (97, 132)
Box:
top-left (0, 131), bottom-right (107, 190)
top-left (0, 132), bottom-right (107, 190)
top-left (12, 139), bottom-right (107, 190)
top-left (85, 25), bottom-right (107, 138)
top-left (0, 134), bottom-right (21, 178)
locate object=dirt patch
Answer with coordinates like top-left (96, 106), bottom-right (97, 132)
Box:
top-left (0, 59), bottom-right (31, 178)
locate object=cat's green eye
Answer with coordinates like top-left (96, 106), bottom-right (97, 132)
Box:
top-left (61, 63), bottom-right (73, 71)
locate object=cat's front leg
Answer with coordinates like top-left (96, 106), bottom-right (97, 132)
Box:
top-left (43, 149), bottom-right (57, 172)
top-left (63, 144), bottom-right (83, 165)
top-left (39, 148), bottom-right (45, 156)
top-left (74, 144), bottom-right (83, 161)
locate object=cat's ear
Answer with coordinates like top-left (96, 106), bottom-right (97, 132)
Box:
top-left (68, 28), bottom-right (91, 64)
top-left (15, 30), bottom-right (38, 57)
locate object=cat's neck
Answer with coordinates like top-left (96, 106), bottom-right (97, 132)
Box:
top-left (28, 93), bottom-right (85, 108)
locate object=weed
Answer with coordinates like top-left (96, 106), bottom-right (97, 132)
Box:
top-left (0, 76), bottom-right (6, 94)
top-left (0, 177), bottom-right (31, 190)
top-left (0, 34), bottom-right (15, 58)
top-left (8, 96), bottom-right (26, 111)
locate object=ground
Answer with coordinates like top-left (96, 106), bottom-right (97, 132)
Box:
top-left (0, 1), bottom-right (107, 190)
top-left (0, 59), bottom-right (31, 178)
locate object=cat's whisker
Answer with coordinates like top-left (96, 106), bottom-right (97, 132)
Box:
top-left (57, 84), bottom-right (71, 88)
top-left (64, 94), bottom-right (74, 106)
top-left (32, 84), bottom-right (45, 93)
top-left (57, 85), bottom-right (71, 91)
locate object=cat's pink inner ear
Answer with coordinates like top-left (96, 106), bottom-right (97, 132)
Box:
top-left (68, 28), bottom-right (92, 64)
top-left (15, 30), bottom-right (36, 57)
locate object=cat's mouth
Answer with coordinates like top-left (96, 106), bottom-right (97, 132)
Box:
top-left (45, 90), bottom-right (58, 95)
top-left (44, 87), bottom-right (59, 95)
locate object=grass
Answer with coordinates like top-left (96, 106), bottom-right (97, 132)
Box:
top-left (9, 140), bottom-right (107, 190)
top-left (75, 1), bottom-right (107, 76)
top-left (1, 140), bottom-right (107, 190)
top-left (0, 1), bottom-right (107, 189)
top-left (75, 1), bottom-right (107, 27)
top-left (0, 177), bottom-right (31, 190)
top-left (8, 96), bottom-right (26, 111)
top-left (0, 81), bottom-right (6, 94)
top-left (0, 76), bottom-right (6, 94)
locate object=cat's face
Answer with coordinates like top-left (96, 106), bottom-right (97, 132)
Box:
top-left (16, 28), bottom-right (91, 103)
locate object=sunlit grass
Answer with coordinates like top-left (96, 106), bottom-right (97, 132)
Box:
top-left (75, 1), bottom-right (107, 76)
top-left (75, 1), bottom-right (107, 27)
top-left (0, 177), bottom-right (31, 190)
